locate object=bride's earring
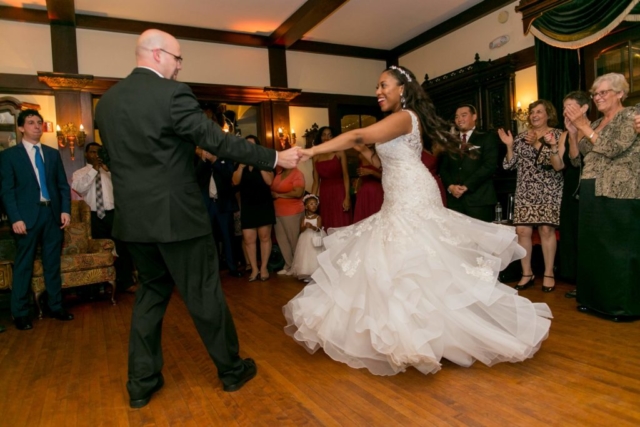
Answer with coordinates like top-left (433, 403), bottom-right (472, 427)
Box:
top-left (401, 94), bottom-right (406, 109)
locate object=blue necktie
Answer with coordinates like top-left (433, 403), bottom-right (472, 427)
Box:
top-left (33, 146), bottom-right (50, 201)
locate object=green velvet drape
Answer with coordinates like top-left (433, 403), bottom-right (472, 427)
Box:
top-left (534, 38), bottom-right (581, 126)
top-left (531, 0), bottom-right (639, 48)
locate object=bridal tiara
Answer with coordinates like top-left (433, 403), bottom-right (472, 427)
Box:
top-left (389, 65), bottom-right (412, 83)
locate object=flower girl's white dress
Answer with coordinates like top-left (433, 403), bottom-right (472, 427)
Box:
top-left (291, 217), bottom-right (326, 279)
top-left (283, 110), bottom-right (552, 375)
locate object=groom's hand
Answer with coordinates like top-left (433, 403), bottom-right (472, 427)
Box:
top-left (276, 147), bottom-right (302, 169)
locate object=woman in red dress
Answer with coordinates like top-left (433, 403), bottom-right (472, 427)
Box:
top-left (311, 126), bottom-right (352, 230)
top-left (353, 148), bottom-right (384, 222)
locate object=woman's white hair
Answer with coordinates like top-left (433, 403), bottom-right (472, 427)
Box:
top-left (592, 73), bottom-right (629, 101)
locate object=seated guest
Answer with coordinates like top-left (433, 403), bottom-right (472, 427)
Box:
top-left (270, 166), bottom-right (305, 276)
top-left (440, 105), bottom-right (498, 220)
top-left (72, 142), bottom-right (136, 292)
top-left (195, 147), bottom-right (243, 278)
top-left (564, 74), bottom-right (640, 320)
top-left (0, 109), bottom-right (73, 330)
top-left (499, 100), bottom-right (564, 293)
top-left (232, 135), bottom-right (275, 282)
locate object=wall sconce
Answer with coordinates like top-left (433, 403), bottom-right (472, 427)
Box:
top-left (277, 127), bottom-right (296, 150)
top-left (56, 123), bottom-right (86, 160)
top-left (512, 101), bottom-right (529, 124)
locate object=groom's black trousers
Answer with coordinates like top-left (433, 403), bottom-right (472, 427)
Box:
top-left (125, 234), bottom-right (245, 397)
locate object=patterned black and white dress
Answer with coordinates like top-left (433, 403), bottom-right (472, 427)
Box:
top-left (503, 129), bottom-right (564, 226)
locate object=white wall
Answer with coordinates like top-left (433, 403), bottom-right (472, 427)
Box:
top-left (77, 29), bottom-right (271, 86)
top-left (287, 51), bottom-right (386, 96)
top-left (0, 21), bottom-right (52, 74)
top-left (0, 93), bottom-right (58, 149)
top-left (289, 106), bottom-right (329, 193)
top-left (400, 1), bottom-right (534, 80)
top-left (515, 66), bottom-right (538, 107)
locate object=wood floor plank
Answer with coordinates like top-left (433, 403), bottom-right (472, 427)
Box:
top-left (1, 277), bottom-right (639, 426)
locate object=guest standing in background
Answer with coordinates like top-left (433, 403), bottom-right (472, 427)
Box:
top-left (232, 135), bottom-right (275, 282)
top-left (564, 73), bottom-right (640, 321)
top-left (352, 145), bottom-right (383, 222)
top-left (311, 126), bottom-right (352, 230)
top-left (195, 146), bottom-right (243, 278)
top-left (556, 91), bottom-right (590, 295)
top-left (440, 105), bottom-right (497, 221)
top-left (499, 100), bottom-right (564, 293)
top-left (0, 109), bottom-right (73, 331)
top-left (270, 166), bottom-right (305, 276)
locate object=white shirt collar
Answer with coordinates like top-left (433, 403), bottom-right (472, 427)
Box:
top-left (21, 139), bottom-right (42, 150)
top-left (137, 66), bottom-right (164, 78)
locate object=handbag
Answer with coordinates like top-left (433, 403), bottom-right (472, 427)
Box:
top-left (311, 229), bottom-right (324, 248)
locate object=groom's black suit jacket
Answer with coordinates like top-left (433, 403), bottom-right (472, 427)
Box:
top-left (95, 67), bottom-right (275, 243)
top-left (439, 129), bottom-right (498, 209)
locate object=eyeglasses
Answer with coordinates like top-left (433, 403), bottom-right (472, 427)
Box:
top-left (590, 89), bottom-right (615, 99)
top-left (156, 48), bottom-right (183, 64)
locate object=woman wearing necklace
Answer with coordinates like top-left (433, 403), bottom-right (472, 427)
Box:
top-left (271, 166), bottom-right (305, 276)
top-left (564, 73), bottom-right (640, 321)
top-left (498, 100), bottom-right (565, 293)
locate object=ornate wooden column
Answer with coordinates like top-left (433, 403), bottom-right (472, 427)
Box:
top-left (261, 87), bottom-right (301, 151)
top-left (37, 72), bottom-right (94, 177)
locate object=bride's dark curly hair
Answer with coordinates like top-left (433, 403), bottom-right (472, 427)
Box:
top-left (385, 66), bottom-right (461, 156)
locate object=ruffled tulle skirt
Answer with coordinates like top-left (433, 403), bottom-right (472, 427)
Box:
top-left (283, 206), bottom-right (552, 375)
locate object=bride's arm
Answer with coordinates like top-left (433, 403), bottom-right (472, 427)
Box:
top-left (306, 111), bottom-right (413, 157)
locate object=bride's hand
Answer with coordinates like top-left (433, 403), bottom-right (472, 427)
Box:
top-left (299, 148), bottom-right (314, 162)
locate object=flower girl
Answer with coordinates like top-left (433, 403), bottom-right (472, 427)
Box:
top-left (291, 194), bottom-right (326, 281)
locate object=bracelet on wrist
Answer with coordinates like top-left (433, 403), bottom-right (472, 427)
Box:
top-left (588, 131), bottom-right (595, 140)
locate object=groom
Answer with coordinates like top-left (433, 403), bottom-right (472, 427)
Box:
top-left (96, 29), bottom-right (301, 408)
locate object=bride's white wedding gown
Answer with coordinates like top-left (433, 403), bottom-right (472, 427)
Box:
top-left (283, 111), bottom-right (552, 376)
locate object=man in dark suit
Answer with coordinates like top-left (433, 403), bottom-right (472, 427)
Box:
top-left (0, 109), bottom-right (74, 330)
top-left (440, 104), bottom-right (498, 222)
top-left (95, 29), bottom-right (301, 408)
top-left (195, 147), bottom-right (242, 278)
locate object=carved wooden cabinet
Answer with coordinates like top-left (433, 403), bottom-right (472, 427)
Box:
top-left (421, 55), bottom-right (517, 132)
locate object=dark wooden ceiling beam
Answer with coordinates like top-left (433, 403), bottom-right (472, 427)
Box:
top-left (46, 0), bottom-right (75, 24)
top-left (0, 5), bottom-right (49, 23)
top-left (391, 0), bottom-right (516, 57)
top-left (269, 0), bottom-right (349, 48)
top-left (288, 40), bottom-right (389, 60)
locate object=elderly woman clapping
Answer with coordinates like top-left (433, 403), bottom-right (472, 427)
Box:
top-left (564, 73), bottom-right (640, 321)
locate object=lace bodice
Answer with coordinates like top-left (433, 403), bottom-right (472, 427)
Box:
top-left (376, 110), bottom-right (443, 213)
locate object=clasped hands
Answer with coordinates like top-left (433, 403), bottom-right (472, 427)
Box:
top-left (276, 146), bottom-right (314, 169)
top-left (448, 185), bottom-right (467, 199)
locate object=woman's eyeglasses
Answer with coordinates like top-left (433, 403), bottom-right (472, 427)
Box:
top-left (590, 89), bottom-right (615, 99)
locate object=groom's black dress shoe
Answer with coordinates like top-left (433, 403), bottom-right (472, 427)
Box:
top-left (14, 316), bottom-right (33, 330)
top-left (50, 309), bottom-right (74, 321)
top-left (222, 358), bottom-right (257, 392)
top-left (129, 374), bottom-right (165, 409)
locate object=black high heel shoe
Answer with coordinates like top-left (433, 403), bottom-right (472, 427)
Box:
top-left (514, 274), bottom-right (535, 291)
top-left (541, 275), bottom-right (555, 293)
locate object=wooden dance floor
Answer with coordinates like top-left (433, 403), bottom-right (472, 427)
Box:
top-left (0, 275), bottom-right (638, 426)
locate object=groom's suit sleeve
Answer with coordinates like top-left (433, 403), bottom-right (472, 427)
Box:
top-left (169, 83), bottom-right (276, 170)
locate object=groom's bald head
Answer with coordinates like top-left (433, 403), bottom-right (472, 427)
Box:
top-left (135, 29), bottom-right (182, 80)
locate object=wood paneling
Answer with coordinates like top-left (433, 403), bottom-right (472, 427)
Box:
top-left (0, 276), bottom-right (639, 426)
top-left (268, 47), bottom-right (288, 88)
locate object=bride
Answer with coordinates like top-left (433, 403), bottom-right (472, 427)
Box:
top-left (283, 65), bottom-right (552, 376)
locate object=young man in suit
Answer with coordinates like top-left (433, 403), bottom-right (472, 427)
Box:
top-left (0, 109), bottom-right (73, 330)
top-left (440, 104), bottom-right (499, 222)
top-left (95, 29), bottom-right (301, 408)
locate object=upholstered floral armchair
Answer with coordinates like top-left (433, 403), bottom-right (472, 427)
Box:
top-left (31, 200), bottom-right (116, 317)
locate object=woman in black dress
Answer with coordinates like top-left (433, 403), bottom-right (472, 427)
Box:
top-left (232, 135), bottom-right (275, 281)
